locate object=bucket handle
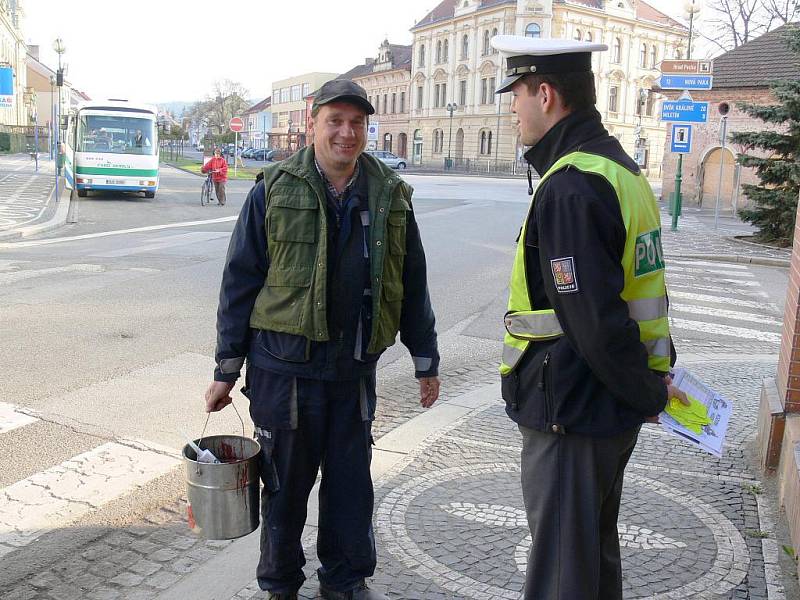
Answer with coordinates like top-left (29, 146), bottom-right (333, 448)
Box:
top-left (198, 400), bottom-right (247, 448)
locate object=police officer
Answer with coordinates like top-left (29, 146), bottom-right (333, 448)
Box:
top-left (491, 36), bottom-right (688, 600)
top-left (205, 80), bottom-right (440, 600)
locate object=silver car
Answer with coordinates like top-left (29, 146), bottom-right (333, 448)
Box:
top-left (366, 150), bottom-right (407, 170)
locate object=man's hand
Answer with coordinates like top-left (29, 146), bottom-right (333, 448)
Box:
top-left (419, 376), bottom-right (440, 408)
top-left (645, 375), bottom-right (689, 424)
top-left (205, 381), bottom-right (235, 413)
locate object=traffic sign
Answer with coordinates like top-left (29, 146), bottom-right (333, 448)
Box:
top-left (661, 100), bottom-right (709, 123)
top-left (658, 74), bottom-right (713, 90)
top-left (367, 121), bottom-right (379, 141)
top-left (670, 124), bottom-right (693, 154)
top-left (229, 117), bottom-right (244, 132)
top-left (659, 59), bottom-right (713, 75)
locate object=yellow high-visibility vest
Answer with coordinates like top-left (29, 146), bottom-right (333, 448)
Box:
top-left (500, 151), bottom-right (670, 375)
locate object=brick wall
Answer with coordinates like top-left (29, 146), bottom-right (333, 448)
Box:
top-left (778, 194), bottom-right (800, 411)
top-left (660, 87), bottom-right (778, 208)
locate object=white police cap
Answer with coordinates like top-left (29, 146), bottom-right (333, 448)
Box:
top-left (491, 35), bottom-right (608, 94)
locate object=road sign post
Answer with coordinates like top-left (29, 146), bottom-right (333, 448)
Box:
top-left (714, 102), bottom-right (731, 229)
top-left (229, 117), bottom-right (244, 178)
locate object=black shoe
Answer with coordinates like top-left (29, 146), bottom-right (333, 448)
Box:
top-left (319, 580), bottom-right (388, 600)
top-left (267, 592), bottom-right (298, 600)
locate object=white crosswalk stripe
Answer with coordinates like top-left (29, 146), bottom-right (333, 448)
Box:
top-left (0, 409), bottom-right (181, 558)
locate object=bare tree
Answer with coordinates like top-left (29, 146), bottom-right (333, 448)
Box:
top-left (699, 0), bottom-right (799, 53)
top-left (185, 80), bottom-right (250, 136)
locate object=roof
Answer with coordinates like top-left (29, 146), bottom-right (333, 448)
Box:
top-left (712, 23), bottom-right (800, 88)
top-left (412, 0), bottom-right (513, 30)
top-left (557, 0), bottom-right (685, 29)
top-left (244, 96), bottom-right (271, 114)
top-left (339, 43), bottom-right (412, 80)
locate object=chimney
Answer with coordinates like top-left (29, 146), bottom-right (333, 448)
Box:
top-left (28, 45), bottom-right (39, 61)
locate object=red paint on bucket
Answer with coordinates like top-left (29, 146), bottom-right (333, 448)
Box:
top-left (187, 503), bottom-right (196, 530)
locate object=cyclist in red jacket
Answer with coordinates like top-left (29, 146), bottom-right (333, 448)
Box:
top-left (201, 147), bottom-right (229, 205)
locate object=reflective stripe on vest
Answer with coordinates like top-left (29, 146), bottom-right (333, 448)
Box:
top-left (499, 151), bottom-right (671, 376)
top-left (504, 310), bottom-right (564, 340)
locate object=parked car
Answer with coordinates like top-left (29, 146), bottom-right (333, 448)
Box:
top-left (366, 150), bottom-right (407, 170)
top-left (252, 148), bottom-right (277, 161)
top-left (241, 148), bottom-right (255, 159)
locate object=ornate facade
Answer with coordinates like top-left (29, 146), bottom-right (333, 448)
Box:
top-left (0, 0), bottom-right (27, 126)
top-left (408, 0), bottom-right (689, 174)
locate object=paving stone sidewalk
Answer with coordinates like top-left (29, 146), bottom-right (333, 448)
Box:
top-left (0, 154), bottom-right (57, 234)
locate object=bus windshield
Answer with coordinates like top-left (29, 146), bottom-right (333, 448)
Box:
top-left (78, 114), bottom-right (156, 156)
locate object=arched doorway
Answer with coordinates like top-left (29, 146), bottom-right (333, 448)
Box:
top-left (455, 128), bottom-right (464, 161)
top-left (398, 133), bottom-right (407, 158)
top-left (383, 133), bottom-right (393, 153)
top-left (412, 129), bottom-right (423, 165)
top-left (701, 147), bottom-right (736, 210)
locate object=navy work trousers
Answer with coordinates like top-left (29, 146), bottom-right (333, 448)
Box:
top-left (519, 424), bottom-right (640, 600)
top-left (247, 366), bottom-right (376, 594)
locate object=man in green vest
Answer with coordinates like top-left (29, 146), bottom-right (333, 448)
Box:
top-left (491, 35), bottom-right (688, 599)
top-left (204, 80), bottom-right (440, 600)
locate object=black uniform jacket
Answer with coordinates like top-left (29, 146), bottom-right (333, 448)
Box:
top-left (502, 108), bottom-right (673, 437)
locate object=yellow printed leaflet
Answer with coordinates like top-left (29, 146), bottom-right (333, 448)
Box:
top-left (665, 394), bottom-right (712, 434)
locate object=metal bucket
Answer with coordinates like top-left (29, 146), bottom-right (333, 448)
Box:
top-left (183, 434), bottom-right (261, 540)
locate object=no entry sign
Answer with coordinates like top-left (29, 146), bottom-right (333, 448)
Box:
top-left (229, 117), bottom-right (244, 132)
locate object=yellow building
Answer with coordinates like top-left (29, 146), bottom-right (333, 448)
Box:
top-left (409, 0), bottom-right (688, 174)
top-left (271, 72), bottom-right (338, 149)
top-left (0, 0), bottom-right (27, 126)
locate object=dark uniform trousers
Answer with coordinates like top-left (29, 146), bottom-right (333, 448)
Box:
top-left (249, 366), bottom-right (377, 594)
top-left (519, 424), bottom-right (640, 600)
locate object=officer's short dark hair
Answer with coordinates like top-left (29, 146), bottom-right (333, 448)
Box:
top-left (522, 72), bottom-right (596, 112)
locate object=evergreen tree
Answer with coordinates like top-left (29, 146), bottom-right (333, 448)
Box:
top-left (732, 25), bottom-right (800, 246)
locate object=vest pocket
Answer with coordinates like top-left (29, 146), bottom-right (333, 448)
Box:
top-left (387, 212), bottom-right (407, 255)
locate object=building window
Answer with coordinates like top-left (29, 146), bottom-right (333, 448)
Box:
top-left (459, 79), bottom-right (467, 106)
top-left (461, 34), bottom-right (469, 59)
top-left (491, 28), bottom-right (498, 53)
top-left (609, 86), bottom-right (619, 113)
top-left (585, 31), bottom-right (593, 42)
top-left (302, 83), bottom-right (310, 98)
top-left (419, 44), bottom-right (425, 67)
top-left (281, 88), bottom-right (290, 103)
top-left (525, 23), bottom-right (541, 38)
top-left (392, 93), bottom-right (397, 113)
top-left (384, 133), bottom-right (393, 152)
top-left (434, 84), bottom-right (440, 108)
top-left (436, 40), bottom-right (442, 63)
top-left (640, 44), bottom-right (647, 68)
top-left (433, 129), bottom-right (444, 153)
top-left (650, 45), bottom-right (657, 68)
top-left (375, 95), bottom-right (380, 113)
top-left (443, 39), bottom-right (449, 62)
top-left (400, 91), bottom-right (406, 113)
top-left (383, 94), bottom-right (388, 114)
top-left (440, 83), bottom-right (446, 107)
top-left (272, 113), bottom-right (279, 128)
top-left (291, 85), bottom-right (302, 101)
top-left (479, 129), bottom-right (493, 155)
top-left (483, 30), bottom-right (490, 55)
top-left (574, 29), bottom-right (582, 41)
top-left (613, 38), bottom-right (621, 64)
top-left (417, 86), bottom-right (423, 109)
top-left (489, 76), bottom-right (495, 98)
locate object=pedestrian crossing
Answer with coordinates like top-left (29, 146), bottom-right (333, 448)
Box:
top-left (0, 401), bottom-right (181, 559)
top-left (666, 258), bottom-right (783, 350)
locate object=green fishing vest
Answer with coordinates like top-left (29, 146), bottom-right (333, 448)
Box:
top-left (249, 148), bottom-right (410, 355)
top-left (500, 151), bottom-right (670, 375)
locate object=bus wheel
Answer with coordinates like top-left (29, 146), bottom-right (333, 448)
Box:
top-left (144, 192), bottom-right (155, 199)
top-left (77, 189), bottom-right (87, 198)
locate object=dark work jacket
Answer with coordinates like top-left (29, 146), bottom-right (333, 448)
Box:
top-left (502, 108), bottom-right (674, 437)
top-left (213, 155), bottom-right (439, 386)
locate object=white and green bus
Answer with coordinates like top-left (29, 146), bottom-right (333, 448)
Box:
top-left (64, 100), bottom-right (159, 198)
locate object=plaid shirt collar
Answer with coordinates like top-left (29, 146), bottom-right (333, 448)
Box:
top-left (314, 159), bottom-right (360, 203)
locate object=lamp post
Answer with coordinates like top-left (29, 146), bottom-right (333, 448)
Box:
top-left (671, 0), bottom-right (702, 231)
top-left (48, 75), bottom-right (54, 160)
top-left (445, 102), bottom-right (457, 170)
top-left (52, 38), bottom-right (66, 200)
top-left (287, 119), bottom-right (293, 151)
top-left (634, 88), bottom-right (648, 168)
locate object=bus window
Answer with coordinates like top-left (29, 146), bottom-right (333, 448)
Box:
top-left (78, 115), bottom-right (156, 155)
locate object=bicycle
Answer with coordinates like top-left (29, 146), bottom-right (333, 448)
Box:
top-left (200, 171), bottom-right (213, 206)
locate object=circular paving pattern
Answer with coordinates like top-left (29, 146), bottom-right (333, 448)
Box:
top-left (376, 463), bottom-right (749, 599)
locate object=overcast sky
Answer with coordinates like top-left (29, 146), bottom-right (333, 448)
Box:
top-left (23, 0), bottom-right (699, 106)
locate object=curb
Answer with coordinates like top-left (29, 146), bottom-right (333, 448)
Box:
top-left (0, 177), bottom-right (69, 241)
top-left (155, 383), bottom-right (500, 600)
top-left (670, 252), bottom-right (790, 268)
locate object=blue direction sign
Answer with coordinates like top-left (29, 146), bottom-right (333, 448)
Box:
top-left (658, 74), bottom-right (713, 90)
top-left (670, 124), bottom-right (693, 154)
top-left (661, 100), bottom-right (709, 123)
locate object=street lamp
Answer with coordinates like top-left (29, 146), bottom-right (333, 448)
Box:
top-left (445, 102), bottom-right (457, 169)
top-left (683, 0), bottom-right (702, 60)
top-left (52, 38), bottom-right (66, 200)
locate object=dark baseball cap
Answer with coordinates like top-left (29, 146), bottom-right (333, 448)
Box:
top-left (312, 79), bottom-right (375, 115)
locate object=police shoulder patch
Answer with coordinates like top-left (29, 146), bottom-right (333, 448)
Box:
top-left (550, 256), bottom-right (579, 294)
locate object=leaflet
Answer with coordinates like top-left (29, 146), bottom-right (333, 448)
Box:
top-left (659, 367), bottom-right (731, 457)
